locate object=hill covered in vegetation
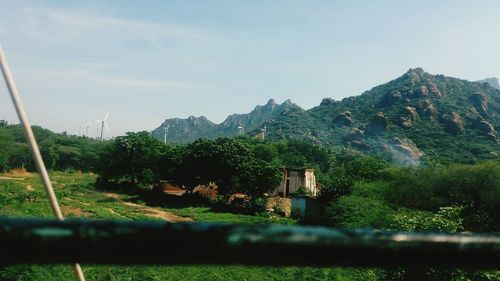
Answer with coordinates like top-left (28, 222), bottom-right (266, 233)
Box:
top-left (0, 121), bottom-right (106, 172)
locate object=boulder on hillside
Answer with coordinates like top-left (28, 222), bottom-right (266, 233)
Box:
top-left (441, 112), bottom-right (465, 134)
top-left (379, 90), bottom-right (403, 107)
top-left (403, 106), bottom-right (419, 121)
top-left (396, 106), bottom-right (419, 129)
top-left (346, 128), bottom-right (364, 140)
top-left (417, 99), bottom-right (438, 121)
top-left (476, 119), bottom-right (497, 141)
top-left (387, 137), bottom-right (424, 166)
top-left (397, 117), bottom-right (414, 129)
top-left (428, 82), bottom-right (443, 99)
top-left (406, 68), bottom-right (425, 85)
top-left (469, 92), bottom-right (489, 116)
top-left (367, 112), bottom-right (389, 134)
top-left (349, 140), bottom-right (370, 150)
top-left (415, 85), bottom-right (429, 98)
top-left (334, 111), bottom-right (353, 127)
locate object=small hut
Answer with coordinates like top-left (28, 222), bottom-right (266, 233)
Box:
top-left (272, 168), bottom-right (318, 197)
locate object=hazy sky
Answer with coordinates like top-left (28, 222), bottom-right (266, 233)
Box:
top-left (0, 0), bottom-right (499, 137)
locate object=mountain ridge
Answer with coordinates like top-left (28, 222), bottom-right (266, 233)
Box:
top-left (153, 69), bottom-right (499, 164)
top-left (152, 99), bottom-right (302, 143)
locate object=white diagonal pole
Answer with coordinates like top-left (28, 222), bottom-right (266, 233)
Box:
top-left (0, 46), bottom-right (86, 281)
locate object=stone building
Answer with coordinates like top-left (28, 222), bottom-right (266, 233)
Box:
top-left (272, 168), bottom-right (318, 197)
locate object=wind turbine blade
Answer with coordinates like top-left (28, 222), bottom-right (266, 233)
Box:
top-left (104, 122), bottom-right (110, 131)
top-left (104, 112), bottom-right (109, 121)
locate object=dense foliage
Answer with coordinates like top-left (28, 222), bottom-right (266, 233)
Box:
top-left (0, 121), bottom-right (106, 172)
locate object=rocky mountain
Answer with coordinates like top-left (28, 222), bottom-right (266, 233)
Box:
top-left (477, 77), bottom-right (500, 90)
top-left (152, 99), bottom-right (301, 143)
top-left (262, 68), bottom-right (499, 164)
top-left (154, 68), bottom-right (499, 164)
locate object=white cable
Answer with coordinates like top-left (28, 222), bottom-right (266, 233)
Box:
top-left (0, 45), bottom-right (86, 281)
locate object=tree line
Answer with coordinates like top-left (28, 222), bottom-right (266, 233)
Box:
top-left (0, 120), bottom-right (105, 172)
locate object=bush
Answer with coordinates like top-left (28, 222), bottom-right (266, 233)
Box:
top-left (388, 206), bottom-right (464, 232)
top-left (384, 161), bottom-right (500, 231)
top-left (292, 186), bottom-right (311, 196)
top-left (325, 195), bottom-right (393, 228)
top-left (211, 195), bottom-right (267, 215)
top-left (318, 176), bottom-right (354, 204)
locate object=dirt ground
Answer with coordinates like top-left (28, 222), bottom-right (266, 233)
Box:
top-left (122, 201), bottom-right (193, 222)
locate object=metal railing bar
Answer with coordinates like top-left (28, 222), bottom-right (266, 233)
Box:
top-left (0, 218), bottom-right (499, 268)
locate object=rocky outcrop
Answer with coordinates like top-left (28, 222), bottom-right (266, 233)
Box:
top-left (367, 112), bottom-right (389, 134)
top-left (350, 140), bottom-right (370, 150)
top-left (441, 112), bottom-right (465, 134)
top-left (347, 128), bottom-right (364, 140)
top-left (417, 99), bottom-right (438, 120)
top-left (469, 92), bottom-right (489, 116)
top-left (415, 85), bottom-right (429, 98)
top-left (396, 106), bottom-right (419, 129)
top-left (476, 119), bottom-right (497, 141)
top-left (379, 91), bottom-right (403, 107)
top-left (428, 83), bottom-right (443, 99)
top-left (334, 111), bottom-right (353, 127)
top-left (406, 68), bottom-right (425, 85)
top-left (397, 117), bottom-right (413, 129)
top-left (404, 106), bottom-right (419, 121)
top-left (320, 98), bottom-right (337, 106)
top-left (387, 137), bottom-right (424, 166)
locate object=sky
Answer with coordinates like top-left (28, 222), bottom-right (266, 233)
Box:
top-left (0, 0), bottom-right (499, 138)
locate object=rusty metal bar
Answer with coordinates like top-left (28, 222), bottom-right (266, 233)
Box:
top-left (0, 218), bottom-right (499, 268)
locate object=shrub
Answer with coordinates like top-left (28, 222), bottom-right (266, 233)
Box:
top-left (318, 176), bottom-right (354, 204)
top-left (292, 186), bottom-right (311, 196)
top-left (325, 195), bottom-right (392, 228)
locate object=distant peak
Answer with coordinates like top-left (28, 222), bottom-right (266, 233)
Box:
top-left (476, 77), bottom-right (500, 90)
top-left (266, 98), bottom-right (276, 105)
top-left (406, 67), bottom-right (426, 76)
top-left (282, 99), bottom-right (292, 105)
top-left (187, 115), bottom-right (208, 121)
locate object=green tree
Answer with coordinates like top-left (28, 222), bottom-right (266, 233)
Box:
top-left (40, 141), bottom-right (59, 170)
top-left (97, 132), bottom-right (166, 185)
top-left (165, 138), bottom-right (281, 197)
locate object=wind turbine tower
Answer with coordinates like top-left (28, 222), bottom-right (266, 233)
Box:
top-left (82, 121), bottom-right (92, 137)
top-left (238, 124), bottom-right (245, 135)
top-left (163, 125), bottom-right (170, 144)
top-left (95, 112), bottom-right (110, 141)
top-left (261, 125), bottom-right (267, 140)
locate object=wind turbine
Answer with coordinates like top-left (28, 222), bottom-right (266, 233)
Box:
top-left (261, 125), bottom-right (267, 140)
top-left (82, 121), bottom-right (92, 137)
top-left (238, 124), bottom-right (245, 135)
top-left (163, 125), bottom-right (170, 144)
top-left (95, 112), bottom-right (109, 141)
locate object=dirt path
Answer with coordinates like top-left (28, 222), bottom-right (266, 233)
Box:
top-left (122, 202), bottom-right (193, 222)
top-left (0, 176), bottom-right (26, 181)
top-left (103, 191), bottom-right (192, 222)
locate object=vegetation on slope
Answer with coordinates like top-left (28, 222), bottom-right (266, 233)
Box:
top-left (0, 121), bottom-right (105, 173)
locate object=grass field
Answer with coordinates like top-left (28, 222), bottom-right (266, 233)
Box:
top-left (0, 171), bottom-right (380, 281)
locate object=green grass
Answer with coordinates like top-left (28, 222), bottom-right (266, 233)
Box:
top-left (0, 171), bottom-right (380, 281)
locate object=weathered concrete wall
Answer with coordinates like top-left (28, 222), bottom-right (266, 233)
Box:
top-left (266, 196), bottom-right (291, 217)
top-left (272, 168), bottom-right (318, 197)
top-left (304, 169), bottom-right (317, 196)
